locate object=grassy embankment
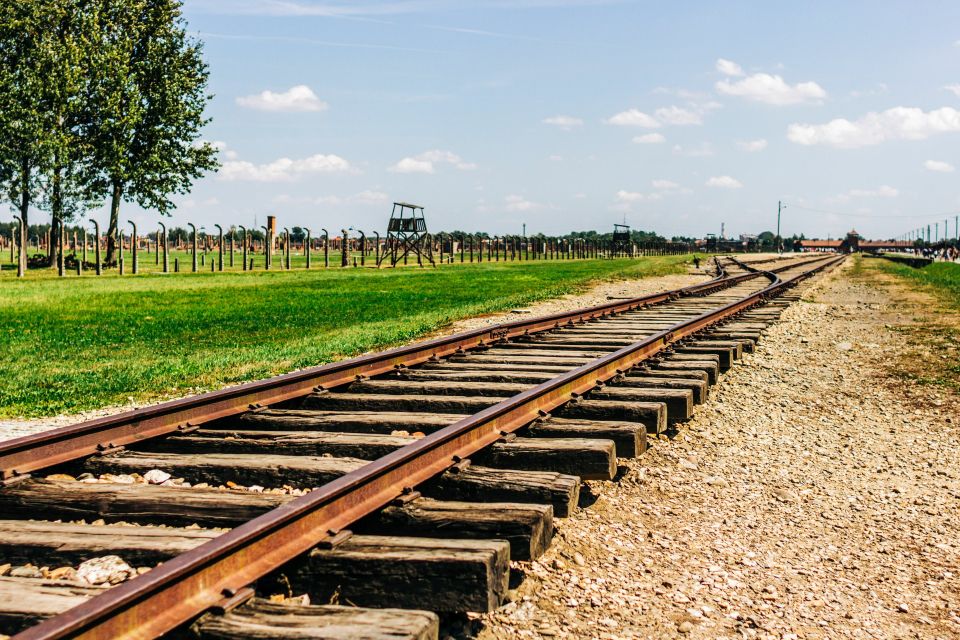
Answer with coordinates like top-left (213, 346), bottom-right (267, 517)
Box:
top-left (0, 256), bottom-right (693, 418)
top-left (855, 256), bottom-right (960, 392)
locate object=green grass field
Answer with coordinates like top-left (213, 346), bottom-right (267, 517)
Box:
top-left (0, 255), bottom-right (693, 418)
top-left (873, 259), bottom-right (960, 307)
top-left (860, 257), bottom-right (960, 393)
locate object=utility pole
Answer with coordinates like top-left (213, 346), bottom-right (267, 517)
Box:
top-left (776, 200), bottom-right (782, 255)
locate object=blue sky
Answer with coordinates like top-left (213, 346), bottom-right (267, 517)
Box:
top-left (122, 0), bottom-right (960, 240)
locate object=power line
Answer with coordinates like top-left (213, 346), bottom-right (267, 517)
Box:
top-left (781, 202), bottom-right (960, 220)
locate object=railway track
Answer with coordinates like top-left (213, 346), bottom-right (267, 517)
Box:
top-left (0, 253), bottom-right (842, 640)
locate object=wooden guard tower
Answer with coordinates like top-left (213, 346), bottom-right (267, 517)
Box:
top-left (378, 202), bottom-right (435, 267)
top-left (612, 223), bottom-right (632, 256)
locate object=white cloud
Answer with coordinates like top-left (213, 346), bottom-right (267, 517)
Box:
top-left (504, 194), bottom-right (541, 212)
top-left (236, 85), bottom-right (328, 112)
top-left (715, 61), bottom-right (826, 105)
top-left (389, 149), bottom-right (476, 174)
top-left (548, 154), bottom-right (563, 161)
top-left (716, 58), bottom-right (744, 77)
top-left (615, 190), bottom-right (662, 203)
top-left (633, 133), bottom-right (666, 144)
top-left (390, 158), bottom-right (434, 174)
top-left (943, 85), bottom-right (960, 97)
top-left (737, 138), bottom-right (768, 152)
top-left (830, 185), bottom-right (899, 202)
top-left (651, 179), bottom-right (679, 190)
top-left (353, 189), bottom-right (390, 204)
top-left (924, 159), bottom-right (955, 173)
top-left (177, 196), bottom-right (220, 209)
top-left (418, 149), bottom-right (476, 169)
top-left (219, 153), bottom-right (354, 181)
top-left (850, 185), bottom-right (898, 198)
top-left (672, 143), bottom-right (714, 157)
top-left (787, 106), bottom-right (960, 148)
top-left (606, 109), bottom-right (660, 128)
top-left (277, 189), bottom-right (389, 206)
top-left (705, 176), bottom-right (743, 189)
top-left (654, 105), bottom-right (702, 125)
top-left (542, 115), bottom-right (583, 130)
top-left (616, 190), bottom-right (645, 202)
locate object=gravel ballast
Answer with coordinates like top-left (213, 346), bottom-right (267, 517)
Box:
top-left (477, 259), bottom-right (959, 639)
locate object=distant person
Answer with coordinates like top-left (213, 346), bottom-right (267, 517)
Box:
top-left (693, 256), bottom-right (701, 270)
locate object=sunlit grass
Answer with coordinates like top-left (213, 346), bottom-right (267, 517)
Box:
top-left (0, 256), bottom-right (692, 417)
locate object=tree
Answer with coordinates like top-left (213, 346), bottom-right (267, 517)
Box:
top-left (36, 0), bottom-right (100, 267)
top-left (87, 0), bottom-right (218, 263)
top-left (0, 1), bottom-right (53, 273)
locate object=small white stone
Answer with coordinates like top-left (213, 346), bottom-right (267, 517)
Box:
top-left (77, 556), bottom-right (134, 585)
top-left (143, 469), bottom-right (171, 485)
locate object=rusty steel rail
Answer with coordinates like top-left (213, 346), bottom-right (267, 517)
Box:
top-left (14, 254), bottom-right (842, 640)
top-left (0, 262), bottom-right (769, 481)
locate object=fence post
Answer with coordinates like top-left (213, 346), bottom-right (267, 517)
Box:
top-left (214, 224), bottom-right (223, 271)
top-left (341, 229), bottom-right (349, 267)
top-left (127, 220), bottom-right (138, 274)
top-left (305, 228), bottom-right (312, 269)
top-left (284, 228), bottom-right (291, 269)
top-left (239, 225), bottom-right (247, 271)
top-left (261, 226), bottom-right (270, 270)
top-left (118, 230), bottom-right (125, 275)
top-left (89, 219), bottom-right (101, 276)
top-left (322, 228), bottom-right (329, 268)
top-left (188, 223), bottom-right (198, 272)
top-left (160, 222), bottom-right (169, 273)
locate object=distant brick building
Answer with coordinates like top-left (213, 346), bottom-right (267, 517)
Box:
top-left (799, 229), bottom-right (912, 254)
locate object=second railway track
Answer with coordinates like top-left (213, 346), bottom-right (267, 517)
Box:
top-left (0, 253), bottom-right (843, 640)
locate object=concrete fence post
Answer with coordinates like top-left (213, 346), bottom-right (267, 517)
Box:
top-left (127, 220), bottom-right (138, 274)
top-left (89, 219), bottom-right (101, 276)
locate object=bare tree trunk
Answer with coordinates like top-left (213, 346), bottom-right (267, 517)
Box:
top-left (105, 178), bottom-right (121, 264)
top-left (18, 158), bottom-right (29, 274)
top-left (48, 162), bottom-right (63, 268)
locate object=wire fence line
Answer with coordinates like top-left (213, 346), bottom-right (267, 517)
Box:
top-left (0, 223), bottom-right (696, 277)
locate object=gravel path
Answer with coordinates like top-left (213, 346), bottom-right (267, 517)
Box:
top-left (476, 258), bottom-right (959, 639)
top-left (445, 271), bottom-right (707, 334)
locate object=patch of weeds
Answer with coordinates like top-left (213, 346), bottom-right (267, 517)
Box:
top-left (854, 255), bottom-right (960, 394)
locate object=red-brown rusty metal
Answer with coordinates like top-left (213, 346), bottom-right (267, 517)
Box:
top-left (0, 265), bottom-right (761, 480)
top-left (14, 255), bottom-right (841, 640)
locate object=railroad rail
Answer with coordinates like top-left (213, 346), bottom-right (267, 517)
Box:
top-left (0, 253), bottom-right (843, 640)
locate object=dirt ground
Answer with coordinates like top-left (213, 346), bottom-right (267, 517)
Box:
top-left (474, 257), bottom-right (959, 640)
